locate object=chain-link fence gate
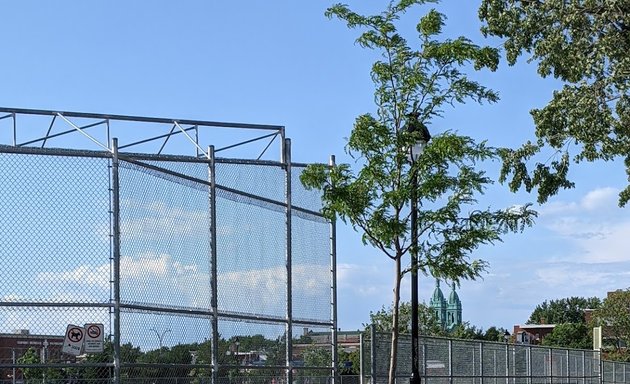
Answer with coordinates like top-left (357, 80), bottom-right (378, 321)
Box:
top-left (0, 108), bottom-right (337, 384)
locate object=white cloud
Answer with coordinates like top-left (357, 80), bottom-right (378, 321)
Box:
top-left (28, 253), bottom-right (332, 321)
top-left (120, 198), bottom-right (210, 241)
top-left (540, 187), bottom-right (620, 216)
top-left (582, 187), bottom-right (620, 210)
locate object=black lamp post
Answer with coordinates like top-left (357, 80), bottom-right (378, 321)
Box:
top-left (406, 112), bottom-right (431, 384)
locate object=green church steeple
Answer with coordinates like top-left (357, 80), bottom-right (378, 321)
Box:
top-left (429, 279), bottom-right (462, 331)
top-left (429, 279), bottom-right (447, 329)
top-left (446, 282), bottom-right (462, 330)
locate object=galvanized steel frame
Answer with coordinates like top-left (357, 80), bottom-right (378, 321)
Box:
top-left (0, 107), bottom-right (338, 384)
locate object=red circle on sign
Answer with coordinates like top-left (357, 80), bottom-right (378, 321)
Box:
top-left (67, 327), bottom-right (83, 342)
top-left (87, 325), bottom-right (101, 339)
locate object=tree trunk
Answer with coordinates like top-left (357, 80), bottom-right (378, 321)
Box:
top-left (388, 256), bottom-right (402, 384)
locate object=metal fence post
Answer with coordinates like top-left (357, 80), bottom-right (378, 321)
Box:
top-left (359, 332), bottom-right (364, 384)
top-left (480, 341), bottom-right (484, 384)
top-left (284, 138), bottom-right (293, 384)
top-left (370, 324), bottom-right (376, 384)
top-left (567, 349), bottom-right (570, 384)
top-left (209, 145), bottom-right (219, 384)
top-left (449, 339), bottom-right (453, 384)
top-left (527, 346), bottom-right (532, 384)
top-left (111, 138), bottom-right (121, 384)
top-left (330, 155), bottom-right (339, 384)
top-left (506, 343), bottom-right (510, 384)
top-left (549, 348), bottom-right (553, 384)
top-left (567, 349), bottom-right (571, 383)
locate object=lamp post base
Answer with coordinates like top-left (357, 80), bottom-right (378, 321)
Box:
top-left (410, 370), bottom-right (420, 384)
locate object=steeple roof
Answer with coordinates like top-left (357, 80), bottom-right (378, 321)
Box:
top-left (448, 282), bottom-right (462, 309)
top-left (430, 279), bottom-right (446, 307)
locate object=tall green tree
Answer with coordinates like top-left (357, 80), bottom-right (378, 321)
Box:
top-left (479, 0), bottom-right (630, 206)
top-left (541, 323), bottom-right (591, 349)
top-left (301, 2), bottom-right (536, 383)
top-left (594, 289), bottom-right (630, 353)
top-left (527, 296), bottom-right (601, 324)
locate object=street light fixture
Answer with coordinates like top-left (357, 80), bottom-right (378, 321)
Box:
top-left (149, 328), bottom-right (171, 358)
top-left (406, 112), bottom-right (431, 384)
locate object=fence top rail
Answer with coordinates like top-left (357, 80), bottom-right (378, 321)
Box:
top-left (0, 107), bottom-right (284, 131)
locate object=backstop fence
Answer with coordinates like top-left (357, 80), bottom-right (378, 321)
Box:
top-left (363, 329), bottom-right (630, 384)
top-left (0, 108), bottom-right (337, 384)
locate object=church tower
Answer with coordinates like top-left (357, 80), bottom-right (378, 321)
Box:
top-left (429, 279), bottom-right (447, 329)
top-left (446, 282), bottom-right (462, 330)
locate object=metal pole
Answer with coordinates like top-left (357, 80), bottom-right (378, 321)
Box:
top-left (480, 342), bottom-right (484, 384)
top-left (505, 344), bottom-right (509, 384)
top-left (285, 138), bottom-right (293, 384)
top-left (111, 138), bottom-right (122, 384)
top-left (370, 324), bottom-right (376, 384)
top-left (12, 112), bottom-right (16, 146)
top-left (359, 332), bottom-right (364, 384)
top-left (410, 168), bottom-right (420, 384)
top-left (549, 348), bottom-right (553, 384)
top-left (149, 328), bottom-right (171, 357)
top-left (581, 351), bottom-right (586, 384)
top-left (448, 340), bottom-right (453, 384)
top-left (566, 349), bottom-right (571, 383)
top-left (527, 346), bottom-right (532, 384)
top-left (12, 348), bottom-right (16, 384)
top-left (209, 145), bottom-right (220, 384)
top-left (330, 155), bottom-right (339, 384)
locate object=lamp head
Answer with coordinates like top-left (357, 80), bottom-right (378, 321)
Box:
top-left (405, 112), bottom-right (431, 161)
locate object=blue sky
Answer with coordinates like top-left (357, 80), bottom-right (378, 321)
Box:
top-left (1, 0), bottom-right (628, 338)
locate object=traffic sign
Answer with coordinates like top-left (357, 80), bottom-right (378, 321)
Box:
top-left (84, 323), bottom-right (104, 353)
top-left (62, 325), bottom-right (84, 356)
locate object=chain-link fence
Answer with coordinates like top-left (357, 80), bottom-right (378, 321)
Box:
top-left (363, 328), bottom-right (630, 384)
top-left (0, 109), bottom-right (336, 384)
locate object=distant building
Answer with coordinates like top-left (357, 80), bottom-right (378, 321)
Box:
top-left (429, 280), bottom-right (462, 331)
top-left (511, 324), bottom-right (556, 344)
top-left (0, 329), bottom-right (67, 383)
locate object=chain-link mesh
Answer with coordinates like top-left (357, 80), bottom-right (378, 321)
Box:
top-left (365, 331), bottom-right (630, 384)
top-left (0, 153), bottom-right (111, 305)
top-left (0, 145), bottom-right (333, 384)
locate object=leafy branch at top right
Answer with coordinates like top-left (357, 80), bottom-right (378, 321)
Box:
top-left (479, 0), bottom-right (630, 206)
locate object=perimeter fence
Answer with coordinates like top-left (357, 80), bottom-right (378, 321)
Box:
top-left (0, 109), bottom-right (337, 384)
top-left (363, 329), bottom-right (630, 384)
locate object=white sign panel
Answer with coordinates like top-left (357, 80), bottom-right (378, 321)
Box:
top-left (62, 325), bottom-right (85, 356)
top-left (84, 323), bottom-right (104, 353)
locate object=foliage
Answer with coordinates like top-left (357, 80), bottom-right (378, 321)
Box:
top-left (448, 323), bottom-right (511, 341)
top-left (479, 0), bottom-right (630, 206)
top-left (482, 326), bottom-right (510, 342)
top-left (541, 322), bottom-right (591, 349)
top-left (594, 289), bottom-right (630, 353)
top-left (368, 301), bottom-right (445, 337)
top-left (527, 296), bottom-right (601, 325)
top-left (302, 2), bottom-right (536, 383)
top-left (16, 347), bottom-right (63, 384)
top-left (17, 347), bottom-right (43, 383)
top-left (339, 348), bottom-right (360, 375)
